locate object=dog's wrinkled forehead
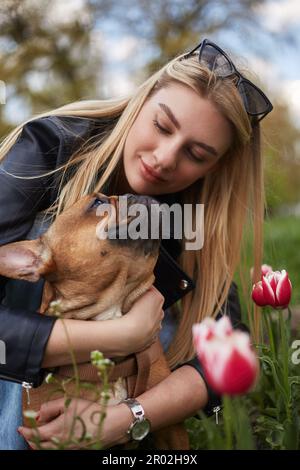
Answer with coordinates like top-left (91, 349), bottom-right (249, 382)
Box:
top-left (39, 192), bottom-right (162, 277)
top-left (84, 192), bottom-right (162, 256)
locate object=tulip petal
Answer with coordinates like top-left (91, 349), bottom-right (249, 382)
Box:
top-left (252, 282), bottom-right (268, 306)
top-left (268, 273), bottom-right (278, 292)
top-left (214, 316), bottom-right (232, 337)
top-left (193, 317), bottom-right (258, 396)
top-left (276, 270), bottom-right (292, 307)
top-left (221, 348), bottom-right (258, 395)
top-left (261, 264), bottom-right (273, 277)
top-left (262, 275), bottom-right (276, 307)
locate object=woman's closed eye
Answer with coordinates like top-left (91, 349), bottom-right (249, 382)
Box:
top-left (153, 118), bottom-right (170, 135)
top-left (152, 119), bottom-right (206, 164)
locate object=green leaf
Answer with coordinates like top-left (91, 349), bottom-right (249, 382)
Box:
top-left (283, 419), bottom-right (299, 450)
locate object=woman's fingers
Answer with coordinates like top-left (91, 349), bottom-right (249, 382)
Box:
top-left (18, 398), bottom-right (98, 449)
top-left (17, 425), bottom-right (37, 443)
top-left (38, 397), bottom-right (92, 424)
top-left (18, 416), bottom-right (63, 444)
top-left (38, 397), bottom-right (65, 423)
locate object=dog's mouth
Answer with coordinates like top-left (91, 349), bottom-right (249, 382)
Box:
top-left (92, 193), bottom-right (162, 255)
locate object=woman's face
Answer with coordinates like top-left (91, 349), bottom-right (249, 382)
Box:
top-left (121, 82), bottom-right (233, 195)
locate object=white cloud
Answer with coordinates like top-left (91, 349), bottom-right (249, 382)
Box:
top-left (3, 93), bottom-right (31, 124)
top-left (280, 80), bottom-right (300, 124)
top-left (95, 31), bottom-right (149, 98)
top-left (246, 54), bottom-right (280, 92)
top-left (103, 36), bottom-right (140, 62)
top-left (101, 69), bottom-right (135, 98)
top-left (257, 0), bottom-right (300, 32)
top-left (97, 32), bottom-right (147, 64)
top-left (90, 31), bottom-right (140, 62)
top-left (47, 0), bottom-right (91, 26)
top-left (242, 55), bottom-right (300, 126)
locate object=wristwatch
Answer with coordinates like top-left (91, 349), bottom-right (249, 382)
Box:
top-left (121, 398), bottom-right (151, 441)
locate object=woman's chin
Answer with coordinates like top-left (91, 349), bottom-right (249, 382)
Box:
top-left (127, 177), bottom-right (154, 195)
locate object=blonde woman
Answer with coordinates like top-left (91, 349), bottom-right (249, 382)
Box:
top-left (0, 39), bottom-right (272, 449)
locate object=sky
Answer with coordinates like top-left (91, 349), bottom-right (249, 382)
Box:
top-left (96, 0), bottom-right (300, 126)
top-left (2, 0), bottom-right (300, 127)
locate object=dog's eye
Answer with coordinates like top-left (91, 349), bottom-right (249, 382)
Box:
top-left (89, 197), bottom-right (107, 210)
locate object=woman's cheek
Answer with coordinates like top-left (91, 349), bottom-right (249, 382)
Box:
top-left (179, 166), bottom-right (201, 186)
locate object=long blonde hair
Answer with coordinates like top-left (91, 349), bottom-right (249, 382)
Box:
top-left (0, 53), bottom-right (264, 368)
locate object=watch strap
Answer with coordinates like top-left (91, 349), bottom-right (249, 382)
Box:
top-left (122, 398), bottom-right (145, 421)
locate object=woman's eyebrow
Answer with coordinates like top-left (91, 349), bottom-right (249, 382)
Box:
top-left (158, 102), bottom-right (218, 157)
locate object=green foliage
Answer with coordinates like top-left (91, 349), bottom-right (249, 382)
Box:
top-left (0, 0), bottom-right (102, 136)
top-left (235, 214), bottom-right (300, 323)
top-left (25, 349), bottom-right (113, 450)
top-left (262, 102), bottom-right (300, 212)
top-left (187, 308), bottom-right (300, 450)
top-left (264, 216), bottom-right (300, 305)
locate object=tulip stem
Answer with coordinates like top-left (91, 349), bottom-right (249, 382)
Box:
top-left (287, 306), bottom-right (292, 323)
top-left (278, 308), bottom-right (291, 419)
top-left (264, 310), bottom-right (276, 358)
top-left (223, 395), bottom-right (233, 450)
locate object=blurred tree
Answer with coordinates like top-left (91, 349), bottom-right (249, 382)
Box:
top-left (0, 0), bottom-right (299, 214)
top-left (0, 0), bottom-right (103, 137)
top-left (90, 0), bottom-right (275, 74)
top-left (262, 102), bottom-right (300, 213)
top-left (91, 0), bottom-right (300, 211)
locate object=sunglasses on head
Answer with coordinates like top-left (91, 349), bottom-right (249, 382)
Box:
top-left (180, 38), bottom-right (273, 123)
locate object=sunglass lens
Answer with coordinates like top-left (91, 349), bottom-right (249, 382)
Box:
top-left (238, 80), bottom-right (270, 116)
top-left (200, 44), bottom-right (233, 77)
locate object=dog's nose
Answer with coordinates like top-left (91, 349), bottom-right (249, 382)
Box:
top-left (122, 193), bottom-right (159, 207)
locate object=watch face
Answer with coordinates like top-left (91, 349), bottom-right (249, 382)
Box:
top-left (131, 419), bottom-right (151, 441)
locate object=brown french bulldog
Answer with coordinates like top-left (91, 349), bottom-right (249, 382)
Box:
top-left (0, 193), bottom-right (189, 450)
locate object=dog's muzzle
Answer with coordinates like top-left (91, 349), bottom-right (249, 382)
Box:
top-left (106, 193), bottom-right (162, 256)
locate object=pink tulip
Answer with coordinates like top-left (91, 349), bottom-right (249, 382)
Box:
top-left (250, 264), bottom-right (273, 283)
top-left (261, 264), bottom-right (273, 277)
top-left (192, 317), bottom-right (258, 396)
top-left (252, 269), bottom-right (292, 308)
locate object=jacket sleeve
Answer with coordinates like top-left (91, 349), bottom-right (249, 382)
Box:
top-left (0, 117), bottom-right (71, 387)
top-left (179, 282), bottom-right (248, 416)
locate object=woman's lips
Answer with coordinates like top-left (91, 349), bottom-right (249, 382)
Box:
top-left (140, 159), bottom-right (167, 183)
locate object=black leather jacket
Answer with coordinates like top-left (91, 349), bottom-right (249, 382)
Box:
top-left (0, 115), bottom-right (245, 414)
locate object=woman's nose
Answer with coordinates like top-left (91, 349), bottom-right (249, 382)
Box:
top-left (154, 145), bottom-right (178, 172)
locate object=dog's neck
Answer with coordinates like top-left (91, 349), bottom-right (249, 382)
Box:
top-left (93, 304), bottom-right (122, 321)
top-left (40, 269), bottom-right (155, 321)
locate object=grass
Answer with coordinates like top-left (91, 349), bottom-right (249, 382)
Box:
top-left (263, 215), bottom-right (300, 305)
top-left (235, 215), bottom-right (300, 324)
top-left (188, 215), bottom-right (300, 450)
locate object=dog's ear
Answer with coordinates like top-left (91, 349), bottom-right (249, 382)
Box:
top-left (0, 238), bottom-right (55, 282)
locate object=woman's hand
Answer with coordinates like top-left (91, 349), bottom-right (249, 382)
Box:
top-left (117, 286), bottom-right (165, 355)
top-left (18, 398), bottom-right (133, 450)
top-left (43, 285), bottom-right (165, 367)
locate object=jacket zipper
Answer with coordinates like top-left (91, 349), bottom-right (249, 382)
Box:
top-left (213, 405), bottom-right (221, 425)
top-left (22, 381), bottom-right (33, 405)
top-left (0, 375), bottom-right (34, 404)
